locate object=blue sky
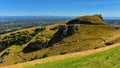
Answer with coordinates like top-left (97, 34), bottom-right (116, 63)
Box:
top-left (0, 0), bottom-right (120, 17)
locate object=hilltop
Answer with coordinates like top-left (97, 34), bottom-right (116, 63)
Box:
top-left (67, 14), bottom-right (105, 25)
top-left (1, 14), bottom-right (120, 67)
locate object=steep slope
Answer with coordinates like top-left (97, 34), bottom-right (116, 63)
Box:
top-left (1, 14), bottom-right (120, 67)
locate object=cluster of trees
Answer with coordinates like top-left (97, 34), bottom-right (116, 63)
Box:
top-left (0, 28), bottom-right (44, 52)
top-left (0, 27), bottom-right (45, 51)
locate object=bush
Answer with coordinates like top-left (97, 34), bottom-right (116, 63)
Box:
top-left (50, 26), bottom-right (59, 30)
top-left (30, 55), bottom-right (41, 61)
top-left (34, 27), bottom-right (46, 33)
top-left (34, 28), bottom-right (42, 33)
top-left (14, 62), bottom-right (18, 64)
top-left (41, 52), bottom-right (49, 58)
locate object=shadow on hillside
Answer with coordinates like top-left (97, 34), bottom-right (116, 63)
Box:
top-left (48, 24), bottom-right (78, 47)
top-left (23, 41), bottom-right (46, 53)
top-left (67, 20), bottom-right (92, 25)
top-left (47, 27), bottom-right (65, 47)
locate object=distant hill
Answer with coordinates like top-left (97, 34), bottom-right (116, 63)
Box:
top-left (1, 14), bottom-right (120, 67)
top-left (105, 19), bottom-right (120, 26)
top-left (104, 17), bottom-right (120, 20)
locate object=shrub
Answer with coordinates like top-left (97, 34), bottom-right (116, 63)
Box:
top-left (14, 62), bottom-right (18, 64)
top-left (30, 55), bottom-right (41, 61)
top-left (50, 26), bottom-right (59, 30)
top-left (34, 28), bottom-right (42, 33)
top-left (41, 52), bottom-right (49, 58)
top-left (34, 27), bottom-right (46, 33)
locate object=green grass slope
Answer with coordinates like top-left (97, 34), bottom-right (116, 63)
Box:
top-left (26, 46), bottom-right (120, 68)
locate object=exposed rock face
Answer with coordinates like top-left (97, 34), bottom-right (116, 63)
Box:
top-left (59, 24), bottom-right (79, 36)
top-left (67, 25), bottom-right (79, 35)
top-left (67, 14), bottom-right (106, 25)
top-left (62, 26), bottom-right (68, 36)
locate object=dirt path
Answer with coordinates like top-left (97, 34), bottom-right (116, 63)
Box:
top-left (2, 43), bottom-right (120, 68)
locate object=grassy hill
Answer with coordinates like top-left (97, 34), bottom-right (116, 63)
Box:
top-left (1, 14), bottom-right (120, 67)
